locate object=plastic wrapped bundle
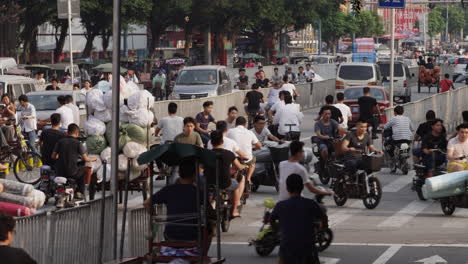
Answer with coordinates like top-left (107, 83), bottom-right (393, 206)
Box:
top-left (0, 192), bottom-right (41, 208)
top-left (0, 179), bottom-right (34, 196)
top-left (86, 135), bottom-right (108, 155)
top-left (127, 89), bottom-right (154, 110)
top-left (85, 154), bottom-right (102, 173)
top-left (96, 80), bottom-right (111, 94)
top-left (0, 202), bottom-right (35, 216)
top-left (106, 122), bottom-right (148, 149)
top-left (100, 147), bottom-right (111, 163)
top-left (132, 158), bottom-right (148, 171)
top-left (120, 105), bottom-right (130, 122)
top-left (123, 142), bottom-right (147, 159)
top-left (29, 189), bottom-right (46, 208)
top-left (103, 89), bottom-right (124, 109)
top-left (118, 154), bottom-right (129, 171)
top-left (85, 116), bottom-right (106, 136)
top-left (422, 171), bottom-right (468, 199)
top-left (127, 109), bottom-right (154, 127)
top-left (94, 109), bottom-right (112, 123)
top-left (86, 88), bottom-right (106, 112)
top-left (97, 164), bottom-right (111, 183)
top-left (125, 81), bottom-right (141, 98)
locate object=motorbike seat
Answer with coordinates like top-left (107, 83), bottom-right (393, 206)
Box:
top-left (54, 177), bottom-right (68, 184)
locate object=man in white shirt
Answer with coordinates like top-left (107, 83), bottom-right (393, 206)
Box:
top-left (334, 92), bottom-right (352, 129)
top-left (155, 102), bottom-right (184, 143)
top-left (266, 81), bottom-right (282, 112)
top-left (55, 96), bottom-right (74, 131)
top-left (278, 141), bottom-right (332, 201)
top-left (304, 64), bottom-right (315, 82)
top-left (251, 116), bottom-right (282, 143)
top-left (18, 95), bottom-right (39, 154)
top-left (81, 80), bottom-right (93, 96)
top-left (65, 95), bottom-right (80, 127)
top-left (268, 90), bottom-right (287, 121)
top-left (208, 121), bottom-right (248, 160)
top-left (273, 94), bottom-right (304, 138)
top-left (227, 116), bottom-right (262, 184)
top-left (280, 76), bottom-right (300, 100)
top-left (447, 124), bottom-right (468, 172)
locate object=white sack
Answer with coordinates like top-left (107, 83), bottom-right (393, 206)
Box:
top-left (85, 154), bottom-right (102, 174)
top-left (94, 109), bottom-right (112, 123)
top-left (86, 88), bottom-right (106, 112)
top-left (85, 117), bottom-right (106, 136)
top-left (100, 147), bottom-right (111, 163)
top-left (127, 89), bottom-right (154, 110)
top-left (118, 154), bottom-right (129, 171)
top-left (123, 142), bottom-right (147, 159)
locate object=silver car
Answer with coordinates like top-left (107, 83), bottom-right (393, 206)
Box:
top-left (170, 65), bottom-right (232, 100)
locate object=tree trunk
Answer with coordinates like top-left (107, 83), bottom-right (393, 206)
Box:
top-left (102, 29), bottom-right (111, 58)
top-left (54, 21), bottom-right (69, 63)
top-left (30, 29), bottom-right (39, 63)
top-left (82, 33), bottom-right (97, 58)
top-left (184, 23), bottom-right (193, 58)
top-left (149, 24), bottom-right (163, 59)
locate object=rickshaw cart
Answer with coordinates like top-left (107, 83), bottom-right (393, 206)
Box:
top-left (417, 53), bottom-right (441, 93)
top-left (116, 143), bottom-right (226, 263)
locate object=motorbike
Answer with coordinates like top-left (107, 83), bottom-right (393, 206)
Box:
top-left (311, 136), bottom-right (342, 185)
top-left (330, 152), bottom-right (384, 209)
top-left (249, 197), bottom-right (333, 257)
top-left (382, 130), bottom-right (411, 175)
top-left (412, 149), bottom-right (448, 201)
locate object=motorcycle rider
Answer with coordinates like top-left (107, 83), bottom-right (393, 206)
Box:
top-left (278, 141), bottom-right (332, 202)
top-left (314, 109), bottom-right (341, 166)
top-left (358, 87), bottom-right (380, 139)
top-left (447, 124), bottom-right (468, 172)
top-left (271, 174), bottom-right (324, 264)
top-left (207, 121), bottom-right (249, 160)
top-left (251, 116), bottom-right (283, 144)
top-left (342, 121), bottom-right (383, 175)
top-left (383, 106), bottom-right (413, 171)
top-left (413, 110), bottom-right (446, 162)
top-left (52, 124), bottom-right (97, 200)
top-left (317, 95), bottom-right (343, 124)
top-left (420, 119), bottom-right (447, 177)
top-left (273, 94), bottom-right (303, 140)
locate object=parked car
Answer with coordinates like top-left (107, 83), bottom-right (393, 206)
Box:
top-left (452, 57), bottom-right (468, 82)
top-left (25, 90), bottom-right (86, 131)
top-left (336, 62), bottom-right (382, 90)
top-left (170, 65), bottom-right (232, 100)
top-left (343, 86), bottom-right (390, 129)
top-left (0, 76), bottom-right (39, 100)
top-left (0, 58), bottom-right (17, 75)
top-left (377, 60), bottom-right (414, 103)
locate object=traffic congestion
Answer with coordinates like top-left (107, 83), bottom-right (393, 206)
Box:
top-left (1, 0), bottom-right (468, 263)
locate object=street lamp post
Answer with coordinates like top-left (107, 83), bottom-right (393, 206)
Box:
top-left (67, 0), bottom-right (74, 82)
top-left (390, 8), bottom-right (396, 108)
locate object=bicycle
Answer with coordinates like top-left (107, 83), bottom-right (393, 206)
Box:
top-left (0, 124), bottom-right (42, 184)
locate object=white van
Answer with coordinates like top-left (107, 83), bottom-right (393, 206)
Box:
top-left (0, 58), bottom-right (17, 75)
top-left (0, 76), bottom-right (39, 99)
top-left (336, 62), bottom-right (382, 90)
top-left (377, 60), bottom-right (414, 103)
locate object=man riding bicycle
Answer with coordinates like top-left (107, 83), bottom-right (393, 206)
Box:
top-left (342, 121), bottom-right (383, 175)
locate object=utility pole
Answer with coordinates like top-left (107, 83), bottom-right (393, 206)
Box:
top-left (390, 8), bottom-right (396, 108)
top-left (445, 2), bottom-right (449, 42)
top-left (67, 0), bottom-right (74, 82)
top-left (204, 25), bottom-right (211, 65)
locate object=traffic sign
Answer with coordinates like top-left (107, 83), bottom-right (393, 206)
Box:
top-left (57, 0), bottom-right (80, 19)
top-left (378, 0), bottom-right (406, 9)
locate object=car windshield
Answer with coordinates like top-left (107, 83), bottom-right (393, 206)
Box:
top-left (379, 63), bottom-right (404, 77)
top-left (176, 70), bottom-right (217, 85)
top-left (27, 94), bottom-right (62, 111)
top-left (457, 58), bottom-right (468, 64)
top-left (344, 88), bottom-right (385, 101)
top-left (338, 65), bottom-right (374, 80)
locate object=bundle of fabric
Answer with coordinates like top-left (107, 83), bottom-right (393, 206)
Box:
top-left (422, 170), bottom-right (468, 199)
top-left (0, 179), bottom-right (45, 211)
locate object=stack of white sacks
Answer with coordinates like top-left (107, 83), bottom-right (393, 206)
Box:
top-left (84, 77), bottom-right (153, 183)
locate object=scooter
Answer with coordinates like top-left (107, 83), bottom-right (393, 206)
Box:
top-left (412, 149), bottom-right (448, 201)
top-left (311, 136), bottom-right (341, 185)
top-left (249, 197), bottom-right (333, 257)
top-left (382, 130), bottom-right (411, 175)
top-left (331, 152), bottom-right (384, 209)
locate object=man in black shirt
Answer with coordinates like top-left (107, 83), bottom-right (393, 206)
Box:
top-left (317, 95), bottom-right (343, 123)
top-left (413, 111), bottom-right (446, 162)
top-left (39, 113), bottom-right (66, 168)
top-left (358, 87), bottom-right (380, 139)
top-left (0, 213), bottom-right (37, 264)
top-left (52, 124), bottom-right (96, 198)
top-left (255, 70), bottom-right (270, 88)
top-left (421, 119), bottom-right (447, 177)
top-left (237, 68), bottom-right (249, 90)
top-left (243, 83), bottom-right (265, 126)
top-left (271, 174), bottom-right (324, 264)
top-left (205, 131), bottom-right (245, 217)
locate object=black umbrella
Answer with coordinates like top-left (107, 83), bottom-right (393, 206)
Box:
top-left (137, 143), bottom-right (220, 168)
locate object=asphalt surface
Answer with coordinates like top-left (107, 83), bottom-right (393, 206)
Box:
top-left (8, 83), bottom-right (468, 264)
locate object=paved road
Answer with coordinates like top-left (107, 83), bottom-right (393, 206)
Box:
top-left (8, 83), bottom-right (468, 263)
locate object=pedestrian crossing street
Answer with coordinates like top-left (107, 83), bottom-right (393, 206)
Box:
top-left (234, 168), bottom-right (468, 237)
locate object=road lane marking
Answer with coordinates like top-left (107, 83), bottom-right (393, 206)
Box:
top-left (371, 245), bottom-right (402, 264)
top-left (382, 174), bottom-right (412, 193)
top-left (441, 210), bottom-right (468, 228)
top-left (328, 200), bottom-right (364, 226)
top-left (377, 200), bottom-right (431, 228)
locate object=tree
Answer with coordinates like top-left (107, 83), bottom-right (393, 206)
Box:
top-left (354, 10), bottom-right (385, 38)
top-left (447, 6), bottom-right (465, 40)
top-left (428, 7), bottom-right (445, 37)
top-left (321, 10), bottom-right (356, 55)
top-left (0, 1), bottom-right (21, 58)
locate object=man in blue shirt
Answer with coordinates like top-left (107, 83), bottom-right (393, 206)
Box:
top-left (271, 174), bottom-right (324, 264)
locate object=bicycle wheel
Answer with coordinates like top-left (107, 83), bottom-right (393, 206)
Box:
top-left (14, 152), bottom-right (42, 184)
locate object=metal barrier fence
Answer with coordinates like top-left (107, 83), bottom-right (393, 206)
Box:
top-left (13, 196), bottom-right (114, 264)
top-left (384, 85), bottom-right (468, 133)
top-left (128, 205), bottom-right (166, 257)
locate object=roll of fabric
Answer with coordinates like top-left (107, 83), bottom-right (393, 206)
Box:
top-left (0, 202), bottom-right (35, 216)
top-left (0, 179), bottom-right (34, 196)
top-left (0, 192), bottom-right (35, 208)
top-left (422, 171), bottom-right (468, 199)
